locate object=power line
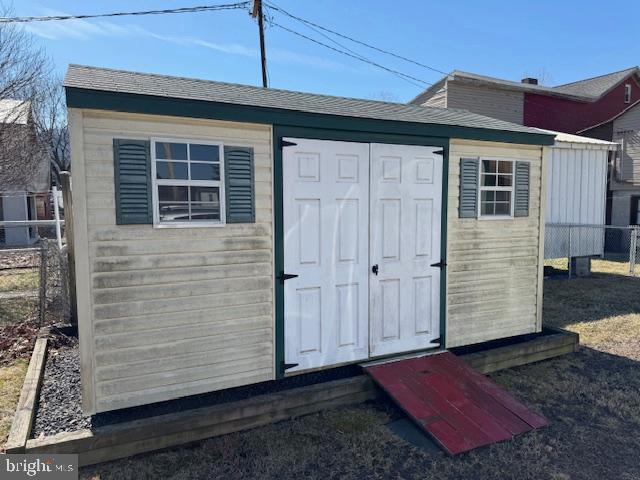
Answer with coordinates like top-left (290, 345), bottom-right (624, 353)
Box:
top-left (271, 21), bottom-right (432, 87)
top-left (268, 12), bottom-right (425, 89)
top-left (0, 3), bottom-right (250, 24)
top-left (264, 1), bottom-right (449, 77)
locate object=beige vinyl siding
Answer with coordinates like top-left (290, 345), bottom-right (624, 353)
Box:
top-left (446, 139), bottom-right (544, 348)
top-left (69, 109), bottom-right (274, 414)
top-left (613, 103), bottom-right (640, 185)
top-left (421, 87), bottom-right (447, 108)
top-left (446, 82), bottom-right (524, 125)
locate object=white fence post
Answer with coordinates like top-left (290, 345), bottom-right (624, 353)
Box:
top-left (630, 227), bottom-right (638, 276)
top-left (52, 186), bottom-right (63, 250)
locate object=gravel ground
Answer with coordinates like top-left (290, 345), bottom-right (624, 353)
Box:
top-left (30, 343), bottom-right (362, 437)
top-left (32, 344), bottom-right (91, 438)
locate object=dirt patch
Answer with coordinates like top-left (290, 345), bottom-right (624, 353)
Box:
top-left (0, 321), bottom-right (39, 366)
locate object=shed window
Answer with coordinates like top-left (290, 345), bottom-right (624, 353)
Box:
top-left (479, 159), bottom-right (514, 217)
top-left (625, 84), bottom-right (632, 104)
top-left (151, 139), bottom-right (225, 226)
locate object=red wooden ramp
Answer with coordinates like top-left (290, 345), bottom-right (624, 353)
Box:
top-left (364, 352), bottom-right (548, 455)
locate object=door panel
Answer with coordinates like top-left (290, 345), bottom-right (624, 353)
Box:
top-left (283, 138), bottom-right (370, 372)
top-left (369, 143), bottom-right (443, 357)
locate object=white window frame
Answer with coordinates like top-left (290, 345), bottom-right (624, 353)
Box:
top-left (624, 84), bottom-right (632, 104)
top-left (477, 157), bottom-right (516, 220)
top-left (151, 137), bottom-right (226, 228)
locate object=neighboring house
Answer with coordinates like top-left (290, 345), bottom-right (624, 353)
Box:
top-left (64, 64), bottom-right (555, 414)
top-left (0, 99), bottom-right (49, 246)
top-left (411, 67), bottom-right (640, 227)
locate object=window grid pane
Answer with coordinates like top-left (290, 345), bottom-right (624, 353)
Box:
top-left (480, 160), bottom-right (514, 217)
top-left (154, 141), bottom-right (223, 224)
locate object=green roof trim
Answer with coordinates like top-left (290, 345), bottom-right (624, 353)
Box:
top-left (66, 87), bottom-right (554, 145)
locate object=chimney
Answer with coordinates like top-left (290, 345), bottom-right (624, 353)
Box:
top-left (521, 77), bottom-right (538, 85)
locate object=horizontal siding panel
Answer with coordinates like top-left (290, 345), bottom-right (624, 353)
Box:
top-left (93, 262), bottom-right (271, 288)
top-left (95, 315), bottom-right (272, 350)
top-left (95, 329), bottom-right (272, 365)
top-left (447, 82), bottom-right (524, 124)
top-left (447, 323), bottom-right (536, 348)
top-left (448, 265), bottom-right (538, 281)
top-left (96, 343), bottom-right (272, 382)
top-left (97, 354), bottom-right (273, 397)
top-left (96, 370), bottom-right (273, 413)
top-left (448, 246), bottom-right (539, 262)
top-left (447, 275), bottom-right (535, 295)
top-left (90, 236), bottom-right (271, 257)
top-left (448, 256), bottom-right (538, 272)
top-left (94, 289), bottom-right (272, 320)
top-left (93, 276), bottom-right (272, 305)
top-left (448, 285), bottom-right (535, 305)
top-left (449, 294), bottom-right (537, 316)
top-left (92, 250), bottom-right (271, 273)
top-left (94, 302), bottom-right (272, 335)
top-left (89, 222), bottom-right (271, 242)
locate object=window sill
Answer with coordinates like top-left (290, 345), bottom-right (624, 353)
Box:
top-left (477, 215), bottom-right (514, 221)
top-left (153, 222), bottom-right (226, 229)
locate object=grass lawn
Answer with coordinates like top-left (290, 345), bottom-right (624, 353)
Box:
top-left (0, 359), bottom-right (28, 446)
top-left (82, 261), bottom-right (640, 480)
top-left (0, 268), bottom-right (39, 293)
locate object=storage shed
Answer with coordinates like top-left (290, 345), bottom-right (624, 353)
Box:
top-left (542, 130), bottom-right (617, 259)
top-left (64, 65), bottom-right (555, 414)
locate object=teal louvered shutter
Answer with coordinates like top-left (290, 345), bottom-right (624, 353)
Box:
top-left (224, 146), bottom-right (255, 223)
top-left (113, 139), bottom-right (152, 225)
top-left (514, 161), bottom-right (530, 217)
top-left (459, 158), bottom-right (479, 218)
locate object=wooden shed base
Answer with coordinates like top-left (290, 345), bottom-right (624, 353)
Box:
top-left (7, 327), bottom-right (579, 466)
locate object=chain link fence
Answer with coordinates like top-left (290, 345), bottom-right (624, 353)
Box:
top-left (544, 223), bottom-right (640, 278)
top-left (0, 239), bottom-right (71, 328)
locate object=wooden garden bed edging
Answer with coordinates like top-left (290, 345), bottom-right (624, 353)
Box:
top-left (24, 375), bottom-right (380, 467)
top-left (461, 327), bottom-right (579, 374)
top-left (5, 337), bottom-right (48, 453)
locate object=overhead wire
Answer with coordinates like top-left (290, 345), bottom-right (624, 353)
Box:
top-left (0, 3), bottom-right (251, 23)
top-left (270, 21), bottom-right (432, 87)
top-left (264, 1), bottom-right (450, 77)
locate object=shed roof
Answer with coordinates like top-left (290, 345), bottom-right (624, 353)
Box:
top-left (64, 64), bottom-right (553, 142)
top-left (537, 128), bottom-right (618, 150)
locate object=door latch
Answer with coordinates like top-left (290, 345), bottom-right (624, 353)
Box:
top-left (430, 260), bottom-right (447, 270)
top-left (277, 271), bottom-right (299, 284)
top-left (371, 264), bottom-right (379, 275)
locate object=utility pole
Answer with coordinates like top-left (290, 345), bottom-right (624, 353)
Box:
top-left (251, 0), bottom-right (268, 87)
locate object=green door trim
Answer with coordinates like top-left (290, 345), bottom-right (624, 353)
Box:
top-left (273, 125), bottom-right (449, 378)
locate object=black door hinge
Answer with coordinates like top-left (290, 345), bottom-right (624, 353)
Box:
top-left (280, 139), bottom-right (297, 148)
top-left (277, 271), bottom-right (299, 284)
top-left (282, 361), bottom-right (299, 371)
top-left (430, 259), bottom-right (447, 270)
top-left (434, 149), bottom-right (445, 156)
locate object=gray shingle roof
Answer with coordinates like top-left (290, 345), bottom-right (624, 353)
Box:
top-left (412, 67), bottom-right (640, 105)
top-left (64, 64), bottom-right (550, 137)
top-left (553, 67), bottom-right (639, 98)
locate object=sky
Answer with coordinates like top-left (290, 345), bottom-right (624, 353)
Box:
top-left (12, 0), bottom-right (640, 103)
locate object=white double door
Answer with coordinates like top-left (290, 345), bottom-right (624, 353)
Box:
top-left (283, 138), bottom-right (442, 372)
